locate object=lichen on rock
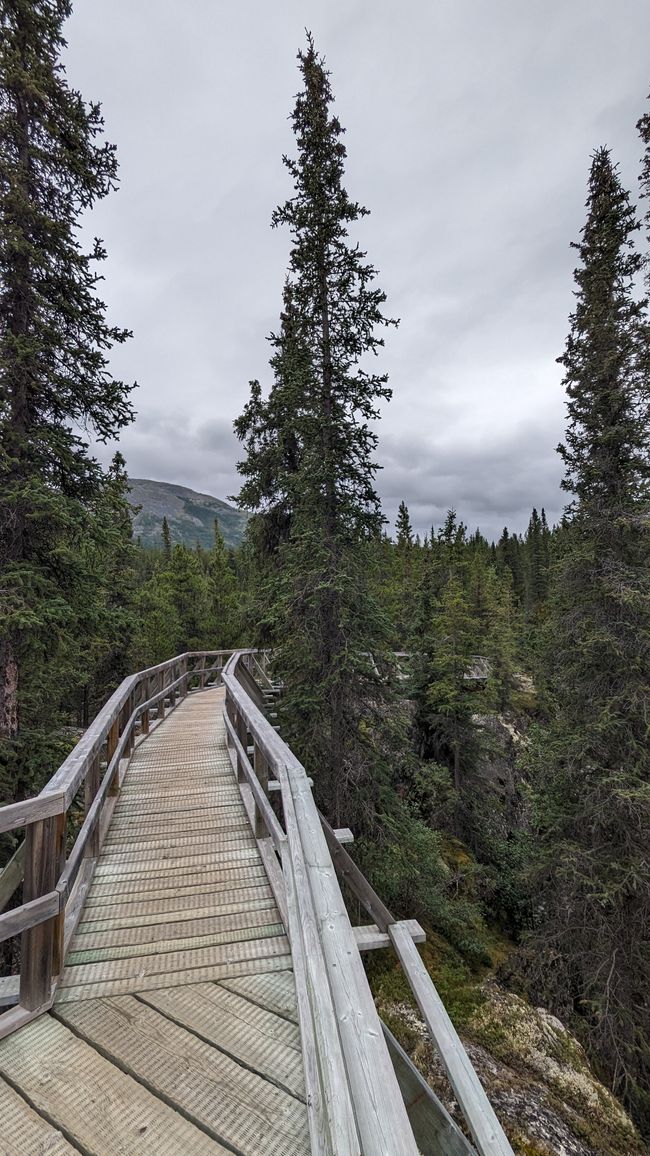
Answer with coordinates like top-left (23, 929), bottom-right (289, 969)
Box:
top-left (376, 979), bottom-right (644, 1156)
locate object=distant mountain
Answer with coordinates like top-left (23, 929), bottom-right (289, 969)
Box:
top-left (128, 478), bottom-right (248, 550)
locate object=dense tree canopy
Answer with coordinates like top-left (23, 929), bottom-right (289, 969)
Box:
top-left (528, 148), bottom-right (650, 1130)
top-left (0, 0), bottom-right (133, 798)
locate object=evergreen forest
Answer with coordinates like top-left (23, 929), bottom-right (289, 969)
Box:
top-left (0, 5), bottom-right (649, 1153)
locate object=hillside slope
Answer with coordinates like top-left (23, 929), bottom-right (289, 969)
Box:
top-left (128, 478), bottom-right (248, 549)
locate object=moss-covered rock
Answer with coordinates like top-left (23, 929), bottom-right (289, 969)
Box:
top-left (468, 982), bottom-right (643, 1155)
top-left (375, 978), bottom-right (644, 1156)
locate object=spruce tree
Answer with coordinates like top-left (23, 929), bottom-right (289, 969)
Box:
top-left (0, 0), bottom-right (133, 797)
top-left (638, 93), bottom-right (649, 280)
top-left (207, 520), bottom-right (239, 647)
top-left (161, 516), bottom-right (172, 562)
top-left (234, 36), bottom-right (397, 826)
top-left (530, 148), bottom-right (650, 1132)
top-left (395, 500), bottom-right (413, 549)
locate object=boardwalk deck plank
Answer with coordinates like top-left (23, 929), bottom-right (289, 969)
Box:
top-left (55, 953), bottom-right (293, 1003)
top-left (66, 919), bottom-right (285, 965)
top-left (3, 688), bottom-right (305, 1155)
top-left (221, 971), bottom-right (300, 1024)
top-left (0, 1075), bottom-right (81, 1155)
top-left (56, 996), bottom-right (310, 1156)
top-left (141, 982), bottom-right (305, 1099)
top-left (0, 1016), bottom-right (229, 1154)
top-left (72, 905), bottom-right (281, 951)
top-left (76, 886), bottom-right (276, 929)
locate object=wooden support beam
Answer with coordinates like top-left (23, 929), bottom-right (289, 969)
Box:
top-left (382, 1022), bottom-right (477, 1156)
top-left (268, 776), bottom-right (313, 792)
top-left (84, 754), bottom-right (101, 860)
top-left (0, 891), bottom-right (60, 943)
top-left (388, 922), bottom-right (514, 1156)
top-left (0, 840), bottom-right (25, 913)
top-left (19, 816), bottom-right (61, 1010)
top-left (353, 920), bottom-right (425, 952)
top-left (333, 827), bottom-right (354, 844)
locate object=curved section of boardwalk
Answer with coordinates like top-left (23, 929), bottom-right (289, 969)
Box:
top-left (0, 689), bottom-right (309, 1155)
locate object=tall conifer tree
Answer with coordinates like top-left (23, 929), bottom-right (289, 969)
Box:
top-left (235, 36), bottom-right (397, 824)
top-left (0, 0), bottom-right (134, 797)
top-left (530, 148), bottom-right (650, 1131)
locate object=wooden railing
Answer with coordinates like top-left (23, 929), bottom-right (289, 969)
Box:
top-left (0, 650), bottom-right (232, 1037)
top-left (223, 650), bottom-right (514, 1156)
top-left (0, 647), bottom-right (514, 1156)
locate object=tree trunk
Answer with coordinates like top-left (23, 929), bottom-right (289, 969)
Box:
top-left (0, 639), bottom-right (19, 741)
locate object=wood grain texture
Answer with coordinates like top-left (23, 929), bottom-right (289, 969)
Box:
top-left (55, 997), bottom-right (310, 1156)
top-left (221, 971), bottom-right (299, 1023)
top-left (0, 1075), bottom-right (80, 1155)
top-left (0, 840), bottom-right (25, 912)
top-left (0, 1014), bottom-right (229, 1154)
top-left (140, 982), bottom-right (305, 1099)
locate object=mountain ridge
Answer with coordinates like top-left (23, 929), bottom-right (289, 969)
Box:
top-left (128, 477), bottom-right (248, 549)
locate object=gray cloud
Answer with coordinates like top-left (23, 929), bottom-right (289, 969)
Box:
top-left (64, 0), bottom-right (650, 541)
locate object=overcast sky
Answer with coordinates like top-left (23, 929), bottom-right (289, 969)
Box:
top-left (63, 0), bottom-right (650, 542)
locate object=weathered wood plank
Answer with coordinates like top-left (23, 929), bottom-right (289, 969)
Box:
top-left (0, 890), bottom-right (59, 944)
top-left (0, 840), bottom-right (25, 912)
top-left (0, 1075), bottom-right (80, 1154)
top-left (353, 919), bottom-right (426, 952)
top-left (66, 919), bottom-right (285, 965)
top-left (108, 803), bottom-right (246, 831)
top-left (56, 996), bottom-right (310, 1156)
top-left (288, 770), bottom-right (420, 1156)
top-left (99, 827), bottom-right (255, 861)
top-left (77, 885), bottom-right (275, 928)
top-left (141, 983), bottom-right (305, 1099)
top-left (20, 817), bottom-right (62, 1010)
top-left (0, 791), bottom-right (66, 836)
top-left (320, 810), bottom-right (395, 931)
top-left (382, 1022), bottom-right (478, 1156)
top-left (103, 813), bottom-right (247, 841)
top-left (333, 827), bottom-right (354, 844)
top-left (71, 905), bottom-right (283, 952)
top-left (55, 955), bottom-right (293, 1004)
top-left (0, 1014), bottom-right (228, 1153)
top-left (60, 933), bottom-right (291, 988)
top-left (92, 847), bottom-right (261, 884)
top-left (83, 864), bottom-right (270, 904)
top-left (221, 971), bottom-right (299, 1024)
top-left (280, 823), bottom-right (349, 1156)
top-left (103, 824), bottom-right (251, 854)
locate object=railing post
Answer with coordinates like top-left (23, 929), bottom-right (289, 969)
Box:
top-left (141, 676), bottom-right (150, 735)
top-left (20, 814), bottom-right (63, 1010)
top-left (126, 692), bottom-right (135, 756)
top-left (253, 742), bottom-right (269, 839)
top-left (85, 752), bottom-right (101, 859)
top-left (159, 670), bottom-right (166, 719)
top-left (181, 655), bottom-right (189, 698)
top-left (235, 709), bottom-right (248, 784)
top-left (107, 718), bottom-right (120, 795)
top-left (199, 655), bottom-right (206, 690)
top-left (224, 692), bottom-right (233, 748)
top-left (52, 810), bottom-right (67, 977)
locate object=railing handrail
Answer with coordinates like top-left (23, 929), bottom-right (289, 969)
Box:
top-left (0, 649), bottom-right (233, 1038)
top-left (222, 650), bottom-right (419, 1156)
top-left (222, 649), bottom-right (514, 1156)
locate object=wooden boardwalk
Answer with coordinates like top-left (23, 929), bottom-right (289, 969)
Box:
top-left (0, 652), bottom-right (514, 1156)
top-left (0, 689), bottom-right (310, 1155)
